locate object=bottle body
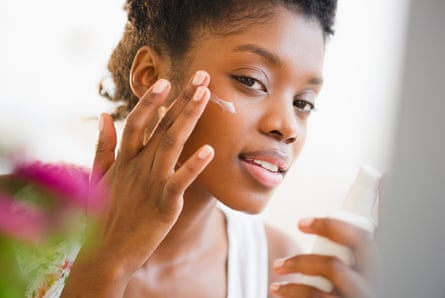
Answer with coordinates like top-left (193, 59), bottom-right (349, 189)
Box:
top-left (299, 165), bottom-right (380, 292)
top-left (299, 210), bottom-right (375, 292)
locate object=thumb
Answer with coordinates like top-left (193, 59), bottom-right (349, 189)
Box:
top-left (90, 113), bottom-right (116, 185)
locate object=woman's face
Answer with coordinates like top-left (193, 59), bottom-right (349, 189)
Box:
top-left (177, 7), bottom-right (325, 213)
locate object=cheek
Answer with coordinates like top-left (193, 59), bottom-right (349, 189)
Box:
top-left (291, 128), bottom-right (307, 162)
top-left (179, 103), bottom-right (245, 162)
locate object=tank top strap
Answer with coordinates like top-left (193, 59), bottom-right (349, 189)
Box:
top-left (218, 203), bottom-right (268, 298)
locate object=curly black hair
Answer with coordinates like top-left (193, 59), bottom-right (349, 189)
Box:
top-left (101, 0), bottom-right (337, 120)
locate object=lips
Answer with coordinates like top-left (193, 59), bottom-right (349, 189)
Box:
top-left (239, 150), bottom-right (291, 188)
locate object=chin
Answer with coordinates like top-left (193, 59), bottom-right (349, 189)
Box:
top-left (219, 191), bottom-right (273, 215)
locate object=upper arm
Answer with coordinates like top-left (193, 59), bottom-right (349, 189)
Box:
top-left (265, 223), bottom-right (302, 286)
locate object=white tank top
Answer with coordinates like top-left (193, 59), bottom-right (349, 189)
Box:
top-left (21, 200), bottom-right (269, 298)
top-left (219, 204), bottom-right (269, 298)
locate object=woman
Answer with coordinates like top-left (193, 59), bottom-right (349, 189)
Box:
top-left (43, 0), bottom-right (373, 297)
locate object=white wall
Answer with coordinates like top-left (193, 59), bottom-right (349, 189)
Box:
top-left (264, 0), bottom-right (410, 248)
top-left (1, 0), bottom-right (124, 164)
top-left (0, 1), bottom-right (410, 249)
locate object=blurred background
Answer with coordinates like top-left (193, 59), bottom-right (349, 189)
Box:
top-left (1, 1), bottom-right (409, 249)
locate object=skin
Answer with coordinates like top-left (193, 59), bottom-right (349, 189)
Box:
top-left (61, 6), bottom-right (375, 298)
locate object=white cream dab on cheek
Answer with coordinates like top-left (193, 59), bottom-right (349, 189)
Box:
top-left (209, 93), bottom-right (236, 113)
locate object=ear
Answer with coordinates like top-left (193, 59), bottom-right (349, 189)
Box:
top-left (129, 46), bottom-right (166, 98)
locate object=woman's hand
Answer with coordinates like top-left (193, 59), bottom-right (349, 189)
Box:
top-left (63, 71), bottom-right (214, 297)
top-left (271, 218), bottom-right (377, 298)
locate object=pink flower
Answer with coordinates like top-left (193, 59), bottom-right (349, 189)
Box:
top-left (0, 161), bottom-right (108, 242)
top-left (12, 161), bottom-right (96, 210)
top-left (0, 193), bottom-right (48, 243)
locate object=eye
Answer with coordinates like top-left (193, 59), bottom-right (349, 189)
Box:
top-left (231, 75), bottom-right (267, 93)
top-left (293, 99), bottom-right (315, 113)
top-left (293, 90), bottom-right (317, 114)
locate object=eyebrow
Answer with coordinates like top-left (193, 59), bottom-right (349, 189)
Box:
top-left (232, 43), bottom-right (282, 67)
top-left (231, 43), bottom-right (323, 86)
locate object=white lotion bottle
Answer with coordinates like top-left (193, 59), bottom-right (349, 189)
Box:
top-left (299, 165), bottom-right (381, 292)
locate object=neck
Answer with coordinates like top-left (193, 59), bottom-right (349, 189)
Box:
top-left (145, 186), bottom-right (225, 266)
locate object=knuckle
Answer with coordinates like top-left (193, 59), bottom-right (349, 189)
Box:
top-left (160, 133), bottom-right (177, 149)
top-left (140, 95), bottom-right (157, 107)
top-left (95, 140), bottom-right (107, 154)
top-left (164, 180), bottom-right (182, 198)
top-left (182, 105), bottom-right (196, 118)
top-left (95, 141), bottom-right (114, 158)
top-left (183, 161), bottom-right (198, 176)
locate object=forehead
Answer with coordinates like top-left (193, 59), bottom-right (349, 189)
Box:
top-left (189, 7), bottom-right (325, 80)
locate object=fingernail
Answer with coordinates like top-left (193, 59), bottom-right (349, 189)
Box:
top-left (299, 217), bottom-right (314, 227)
top-left (198, 145), bottom-right (213, 159)
top-left (270, 283), bottom-right (281, 292)
top-left (98, 114), bottom-right (104, 132)
top-left (193, 87), bottom-right (205, 101)
top-left (152, 79), bottom-right (169, 94)
top-left (192, 71), bottom-right (206, 86)
top-left (274, 258), bottom-right (285, 269)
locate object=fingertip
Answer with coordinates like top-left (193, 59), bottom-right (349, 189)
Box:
top-left (152, 78), bottom-right (171, 94)
top-left (273, 258), bottom-right (287, 275)
top-left (274, 258), bottom-right (286, 269)
top-left (298, 217), bottom-right (314, 229)
top-left (197, 145), bottom-right (214, 160)
top-left (270, 282), bottom-right (281, 293)
top-left (192, 70), bottom-right (210, 86)
top-left (270, 282), bottom-right (291, 296)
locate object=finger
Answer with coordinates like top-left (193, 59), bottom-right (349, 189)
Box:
top-left (91, 113), bottom-right (117, 185)
top-left (150, 86), bottom-right (210, 177)
top-left (161, 145), bottom-right (214, 213)
top-left (119, 78), bottom-right (171, 161)
top-left (270, 282), bottom-right (339, 298)
top-left (298, 217), bottom-right (376, 274)
top-left (142, 71), bottom-right (210, 165)
top-left (274, 254), bottom-right (342, 277)
top-left (274, 254), bottom-right (374, 298)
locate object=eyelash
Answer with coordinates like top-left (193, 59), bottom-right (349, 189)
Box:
top-left (293, 99), bottom-right (315, 113)
top-left (231, 75), bottom-right (267, 93)
top-left (232, 75), bottom-right (316, 114)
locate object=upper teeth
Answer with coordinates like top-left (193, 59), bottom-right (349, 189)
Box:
top-left (251, 160), bottom-right (279, 172)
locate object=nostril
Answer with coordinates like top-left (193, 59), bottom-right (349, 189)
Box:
top-left (268, 130), bottom-right (299, 144)
top-left (285, 136), bottom-right (299, 144)
top-left (269, 130), bottom-right (282, 137)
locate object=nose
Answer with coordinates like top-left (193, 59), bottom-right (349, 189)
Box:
top-left (259, 98), bottom-right (301, 145)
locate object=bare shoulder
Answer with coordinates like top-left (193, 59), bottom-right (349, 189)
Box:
top-left (264, 223), bottom-right (302, 285)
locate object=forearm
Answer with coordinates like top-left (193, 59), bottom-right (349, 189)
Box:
top-left (61, 247), bottom-right (131, 298)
